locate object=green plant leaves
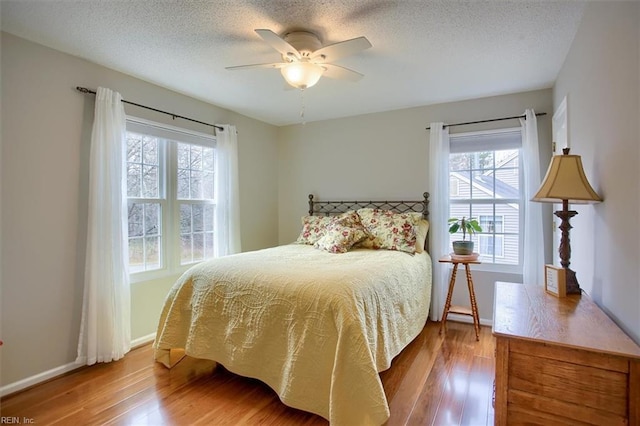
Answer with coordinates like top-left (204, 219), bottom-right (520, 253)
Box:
top-left (448, 216), bottom-right (483, 239)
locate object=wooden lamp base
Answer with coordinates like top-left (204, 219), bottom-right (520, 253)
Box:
top-left (564, 267), bottom-right (581, 295)
top-left (555, 201), bottom-right (582, 295)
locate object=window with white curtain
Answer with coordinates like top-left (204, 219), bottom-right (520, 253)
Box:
top-left (125, 117), bottom-right (216, 280)
top-left (448, 128), bottom-right (523, 271)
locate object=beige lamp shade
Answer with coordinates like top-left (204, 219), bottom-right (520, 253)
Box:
top-left (532, 149), bottom-right (602, 204)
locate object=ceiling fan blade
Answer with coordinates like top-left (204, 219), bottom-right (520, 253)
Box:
top-left (255, 29), bottom-right (301, 60)
top-left (225, 62), bottom-right (287, 70)
top-left (311, 36), bottom-right (372, 62)
top-left (320, 64), bottom-right (364, 82)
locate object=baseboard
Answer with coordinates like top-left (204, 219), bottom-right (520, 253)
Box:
top-left (132, 332), bottom-right (156, 349)
top-left (446, 313), bottom-right (493, 327)
top-left (0, 361), bottom-right (81, 398)
top-left (1, 332), bottom-right (156, 398)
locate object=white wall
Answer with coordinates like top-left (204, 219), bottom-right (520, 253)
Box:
top-left (0, 32), bottom-right (280, 388)
top-left (278, 89), bottom-right (553, 322)
top-left (553, 2), bottom-right (640, 343)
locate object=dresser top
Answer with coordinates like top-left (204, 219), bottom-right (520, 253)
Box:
top-left (492, 282), bottom-right (640, 359)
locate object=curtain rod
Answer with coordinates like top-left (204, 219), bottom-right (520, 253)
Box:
top-left (76, 86), bottom-right (224, 132)
top-left (425, 112), bottom-right (547, 130)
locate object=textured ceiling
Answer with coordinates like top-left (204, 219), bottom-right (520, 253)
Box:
top-left (1, 0), bottom-right (586, 126)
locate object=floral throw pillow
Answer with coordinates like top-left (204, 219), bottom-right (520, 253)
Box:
top-left (356, 208), bottom-right (418, 254)
top-left (314, 212), bottom-right (368, 254)
top-left (296, 215), bottom-right (333, 245)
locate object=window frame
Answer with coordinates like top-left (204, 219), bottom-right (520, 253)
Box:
top-left (448, 127), bottom-right (524, 274)
top-left (125, 117), bottom-right (217, 283)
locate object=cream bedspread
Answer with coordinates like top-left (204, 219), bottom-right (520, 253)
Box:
top-left (153, 244), bottom-right (432, 425)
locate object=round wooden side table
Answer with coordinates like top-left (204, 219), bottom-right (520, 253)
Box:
top-left (438, 255), bottom-right (482, 341)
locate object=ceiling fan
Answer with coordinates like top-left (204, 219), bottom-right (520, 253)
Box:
top-left (226, 29), bottom-right (372, 90)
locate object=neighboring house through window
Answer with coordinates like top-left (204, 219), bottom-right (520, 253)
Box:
top-left (479, 215), bottom-right (504, 257)
top-left (125, 117), bottom-right (216, 280)
top-left (449, 176), bottom-right (459, 196)
top-left (448, 128), bottom-right (523, 270)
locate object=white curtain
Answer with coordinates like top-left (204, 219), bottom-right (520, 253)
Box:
top-left (76, 87), bottom-right (131, 366)
top-left (521, 109), bottom-right (545, 285)
top-left (428, 123), bottom-right (450, 321)
top-left (214, 124), bottom-right (241, 256)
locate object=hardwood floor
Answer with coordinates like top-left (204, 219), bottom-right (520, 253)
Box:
top-left (1, 321), bottom-right (495, 425)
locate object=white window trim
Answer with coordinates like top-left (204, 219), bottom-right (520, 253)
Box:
top-left (126, 116), bottom-right (216, 284)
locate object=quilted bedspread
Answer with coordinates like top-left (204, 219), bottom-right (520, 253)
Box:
top-left (153, 244), bottom-right (432, 425)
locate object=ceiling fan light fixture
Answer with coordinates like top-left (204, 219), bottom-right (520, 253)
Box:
top-left (281, 61), bottom-right (324, 89)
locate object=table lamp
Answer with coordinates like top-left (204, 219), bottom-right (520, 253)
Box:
top-left (532, 148), bottom-right (602, 294)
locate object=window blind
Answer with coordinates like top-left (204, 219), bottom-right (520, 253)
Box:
top-left (126, 117), bottom-right (215, 148)
top-left (449, 128), bottom-right (522, 153)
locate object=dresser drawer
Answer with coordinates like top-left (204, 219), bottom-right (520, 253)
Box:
top-left (508, 350), bottom-right (629, 424)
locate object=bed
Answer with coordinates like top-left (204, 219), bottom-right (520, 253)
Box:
top-left (153, 193), bottom-right (432, 425)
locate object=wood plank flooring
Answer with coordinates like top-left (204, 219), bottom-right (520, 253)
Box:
top-left (1, 321), bottom-right (495, 425)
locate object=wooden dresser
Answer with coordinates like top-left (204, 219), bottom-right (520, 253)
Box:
top-left (492, 281), bottom-right (640, 425)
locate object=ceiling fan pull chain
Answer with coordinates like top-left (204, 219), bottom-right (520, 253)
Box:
top-left (300, 88), bottom-right (306, 125)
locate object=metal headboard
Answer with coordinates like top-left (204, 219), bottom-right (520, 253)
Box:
top-left (308, 192), bottom-right (430, 220)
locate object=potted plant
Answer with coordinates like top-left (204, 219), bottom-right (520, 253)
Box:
top-left (448, 217), bottom-right (482, 255)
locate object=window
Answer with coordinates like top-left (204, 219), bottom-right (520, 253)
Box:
top-left (125, 117), bottom-right (216, 278)
top-left (479, 215), bottom-right (504, 257)
top-left (479, 215), bottom-right (503, 233)
top-left (177, 143), bottom-right (215, 264)
top-left (449, 177), bottom-right (459, 196)
top-left (448, 129), bottom-right (522, 268)
top-left (126, 133), bottom-right (163, 272)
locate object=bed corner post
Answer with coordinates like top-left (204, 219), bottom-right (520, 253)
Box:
top-left (308, 194), bottom-right (315, 216)
top-left (422, 192), bottom-right (430, 220)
